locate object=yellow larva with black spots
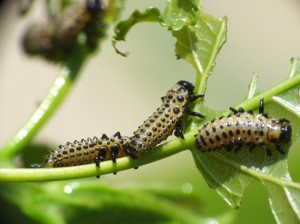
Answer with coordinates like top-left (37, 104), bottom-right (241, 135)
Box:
top-left (36, 132), bottom-right (130, 168)
top-left (195, 99), bottom-right (292, 155)
top-left (125, 80), bottom-right (205, 157)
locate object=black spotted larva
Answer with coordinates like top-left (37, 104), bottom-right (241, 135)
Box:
top-left (34, 80), bottom-right (204, 172)
top-left (195, 99), bottom-right (292, 155)
top-left (125, 80), bottom-right (204, 157)
top-left (37, 132), bottom-right (129, 168)
top-left (22, 0), bottom-right (104, 60)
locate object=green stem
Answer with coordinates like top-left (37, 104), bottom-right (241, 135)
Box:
top-left (235, 75), bottom-right (300, 111)
top-left (0, 52), bottom-right (86, 164)
top-left (195, 17), bottom-right (227, 96)
top-left (0, 71), bottom-right (299, 180)
top-left (0, 73), bottom-right (299, 181)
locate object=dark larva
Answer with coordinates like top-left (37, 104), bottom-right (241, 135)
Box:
top-left (195, 99), bottom-right (292, 155)
top-left (22, 0), bottom-right (104, 60)
top-left (125, 80), bottom-right (204, 157)
top-left (38, 132), bottom-right (129, 168)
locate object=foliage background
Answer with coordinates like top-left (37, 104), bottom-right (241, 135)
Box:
top-left (0, 0), bottom-right (300, 223)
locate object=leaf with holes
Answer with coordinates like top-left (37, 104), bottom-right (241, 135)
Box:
top-left (191, 58), bottom-right (300, 223)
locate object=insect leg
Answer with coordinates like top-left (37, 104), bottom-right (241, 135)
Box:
top-left (190, 94), bottom-right (204, 102)
top-left (124, 144), bottom-right (138, 159)
top-left (110, 145), bottom-right (120, 163)
top-left (95, 147), bottom-right (106, 167)
top-left (275, 143), bottom-right (286, 154)
top-left (266, 148), bottom-right (272, 156)
top-left (279, 118), bottom-right (290, 123)
top-left (259, 98), bottom-right (264, 114)
top-left (174, 118), bottom-right (185, 139)
top-left (229, 107), bottom-right (238, 114)
top-left (248, 144), bottom-right (256, 152)
top-left (185, 107), bottom-right (205, 118)
top-left (234, 143), bottom-right (243, 153)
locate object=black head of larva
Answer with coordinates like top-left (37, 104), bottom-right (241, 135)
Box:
top-left (86, 0), bottom-right (103, 13)
top-left (280, 124), bottom-right (292, 143)
top-left (177, 80), bottom-right (194, 95)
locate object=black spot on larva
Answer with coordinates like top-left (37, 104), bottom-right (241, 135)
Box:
top-left (205, 130), bottom-right (210, 136)
top-left (209, 138), bottom-right (214, 144)
top-left (220, 124), bottom-right (224, 129)
top-left (173, 107), bottom-right (180, 114)
top-left (222, 132), bottom-right (228, 138)
top-left (259, 131), bottom-right (264, 136)
top-left (212, 126), bottom-right (217, 132)
top-left (177, 95), bottom-right (184, 102)
top-left (216, 135), bottom-right (221, 142)
top-left (247, 130), bottom-right (251, 136)
top-left (142, 137), bottom-right (148, 142)
top-left (229, 130), bottom-right (234, 137)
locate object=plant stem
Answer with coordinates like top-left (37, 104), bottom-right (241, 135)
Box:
top-left (0, 53), bottom-right (86, 165)
top-left (1, 72), bottom-right (299, 180)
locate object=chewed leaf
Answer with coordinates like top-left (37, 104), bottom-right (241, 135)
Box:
top-left (161, 0), bottom-right (227, 79)
top-left (192, 61), bottom-right (300, 222)
top-left (112, 8), bottom-right (161, 56)
top-left (112, 0), bottom-right (226, 88)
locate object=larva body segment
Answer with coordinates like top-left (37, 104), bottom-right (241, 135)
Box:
top-left (41, 132), bottom-right (130, 168)
top-left (195, 99), bottom-right (292, 154)
top-left (126, 80), bottom-right (204, 157)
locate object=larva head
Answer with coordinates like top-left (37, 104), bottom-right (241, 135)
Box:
top-left (279, 124), bottom-right (292, 143)
top-left (267, 120), bottom-right (292, 144)
top-left (177, 80), bottom-right (195, 95)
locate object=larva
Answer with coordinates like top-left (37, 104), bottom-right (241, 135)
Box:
top-left (22, 0), bottom-right (104, 60)
top-left (125, 80), bottom-right (204, 157)
top-left (38, 132), bottom-right (129, 168)
top-left (195, 99), bottom-right (292, 155)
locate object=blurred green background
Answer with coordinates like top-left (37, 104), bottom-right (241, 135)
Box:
top-left (0, 0), bottom-right (300, 223)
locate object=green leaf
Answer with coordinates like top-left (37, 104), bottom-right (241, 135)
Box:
top-left (161, 0), bottom-right (227, 94)
top-left (112, 0), bottom-right (226, 94)
top-left (191, 59), bottom-right (300, 223)
top-left (0, 181), bottom-right (236, 224)
top-left (112, 7), bottom-right (162, 56)
top-left (246, 73), bottom-right (259, 99)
